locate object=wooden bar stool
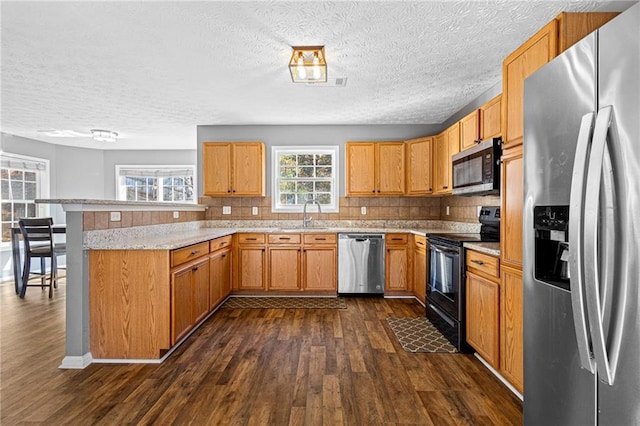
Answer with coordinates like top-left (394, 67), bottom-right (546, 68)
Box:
top-left (18, 217), bottom-right (66, 298)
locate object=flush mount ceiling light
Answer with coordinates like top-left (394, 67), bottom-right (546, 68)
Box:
top-left (289, 46), bottom-right (327, 83)
top-left (90, 129), bottom-right (118, 142)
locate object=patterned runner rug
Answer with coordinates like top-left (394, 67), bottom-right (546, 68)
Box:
top-left (386, 317), bottom-right (458, 353)
top-left (221, 297), bottom-right (347, 309)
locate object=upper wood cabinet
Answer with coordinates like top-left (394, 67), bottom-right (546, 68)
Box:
top-left (433, 122), bottom-right (459, 195)
top-left (502, 12), bottom-right (617, 148)
top-left (405, 136), bottom-right (433, 195)
top-left (480, 95), bottom-right (502, 140)
top-left (345, 142), bottom-right (405, 196)
top-left (202, 142), bottom-right (265, 196)
top-left (460, 110), bottom-right (481, 151)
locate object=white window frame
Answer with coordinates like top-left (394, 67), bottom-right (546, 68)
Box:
top-left (1, 152), bottom-right (50, 246)
top-left (115, 165), bottom-right (196, 203)
top-left (271, 146), bottom-right (339, 213)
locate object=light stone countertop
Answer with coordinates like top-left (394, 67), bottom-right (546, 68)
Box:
top-left (463, 242), bottom-right (501, 257)
top-left (83, 220), bottom-right (479, 250)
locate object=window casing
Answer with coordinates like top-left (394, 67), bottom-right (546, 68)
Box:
top-left (272, 146), bottom-right (339, 213)
top-left (1, 153), bottom-right (49, 244)
top-left (116, 165), bottom-right (195, 203)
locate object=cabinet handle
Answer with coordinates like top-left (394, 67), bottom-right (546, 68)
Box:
top-left (372, 190), bottom-right (375, 193)
top-left (190, 250), bottom-right (200, 255)
top-left (227, 189), bottom-right (231, 193)
top-left (428, 188), bottom-right (432, 191)
top-left (222, 254), bottom-right (226, 258)
top-left (279, 237), bottom-right (291, 240)
top-left (377, 190), bottom-right (381, 193)
top-left (232, 190), bottom-right (236, 193)
top-left (246, 238), bottom-right (257, 241)
top-left (220, 241), bottom-right (227, 245)
top-left (315, 238), bottom-right (326, 241)
top-left (193, 267), bottom-right (198, 271)
top-left (391, 238), bottom-right (403, 241)
top-left (471, 259), bottom-right (485, 265)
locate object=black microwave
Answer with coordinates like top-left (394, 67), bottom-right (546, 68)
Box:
top-left (452, 137), bottom-right (502, 196)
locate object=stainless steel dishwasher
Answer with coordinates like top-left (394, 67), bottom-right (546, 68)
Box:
top-left (338, 233), bottom-right (385, 295)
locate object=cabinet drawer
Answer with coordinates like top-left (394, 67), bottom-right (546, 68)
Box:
top-left (414, 235), bottom-right (427, 249)
top-left (237, 233), bottom-right (265, 244)
top-left (303, 233), bottom-right (337, 245)
top-left (268, 233), bottom-right (301, 244)
top-left (386, 233), bottom-right (408, 245)
top-left (466, 250), bottom-right (500, 279)
top-left (171, 242), bottom-right (209, 268)
top-left (210, 235), bottom-right (232, 252)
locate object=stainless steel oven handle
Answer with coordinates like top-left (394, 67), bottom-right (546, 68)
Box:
top-left (430, 245), bottom-right (459, 256)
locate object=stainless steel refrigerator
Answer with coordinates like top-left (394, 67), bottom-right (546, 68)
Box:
top-left (523, 3), bottom-right (639, 425)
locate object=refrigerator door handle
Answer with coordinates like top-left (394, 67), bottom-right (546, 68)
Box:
top-left (568, 112), bottom-right (596, 374)
top-left (584, 105), bottom-right (621, 386)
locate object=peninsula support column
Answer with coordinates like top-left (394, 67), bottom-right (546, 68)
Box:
top-left (59, 210), bottom-right (92, 368)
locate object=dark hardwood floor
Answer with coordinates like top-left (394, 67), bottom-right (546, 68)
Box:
top-left (0, 280), bottom-right (522, 425)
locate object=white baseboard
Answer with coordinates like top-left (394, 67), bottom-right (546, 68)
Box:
top-left (474, 352), bottom-right (524, 401)
top-left (59, 352), bottom-right (93, 369)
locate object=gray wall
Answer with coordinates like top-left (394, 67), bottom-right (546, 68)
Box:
top-left (196, 124), bottom-right (442, 197)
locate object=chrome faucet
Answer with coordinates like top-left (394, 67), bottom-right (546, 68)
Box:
top-left (302, 199), bottom-right (322, 228)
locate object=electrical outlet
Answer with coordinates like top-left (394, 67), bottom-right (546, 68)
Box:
top-left (173, 211), bottom-right (180, 219)
top-left (446, 206), bottom-right (450, 216)
top-left (361, 206), bottom-right (367, 215)
top-left (110, 211), bottom-right (121, 222)
top-left (252, 206), bottom-right (258, 215)
top-left (477, 206), bottom-right (482, 217)
top-left (222, 206), bottom-right (231, 215)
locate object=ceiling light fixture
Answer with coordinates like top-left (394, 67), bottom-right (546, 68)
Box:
top-left (90, 129), bottom-right (118, 142)
top-left (289, 46), bottom-right (327, 83)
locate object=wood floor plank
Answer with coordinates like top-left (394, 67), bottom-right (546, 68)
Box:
top-left (0, 281), bottom-right (522, 425)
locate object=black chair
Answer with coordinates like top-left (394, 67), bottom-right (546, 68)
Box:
top-left (18, 217), bottom-right (66, 298)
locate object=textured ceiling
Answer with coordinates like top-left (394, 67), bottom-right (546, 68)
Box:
top-left (0, 0), bottom-right (622, 150)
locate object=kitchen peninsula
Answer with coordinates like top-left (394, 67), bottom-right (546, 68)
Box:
top-left (38, 199), bottom-right (492, 367)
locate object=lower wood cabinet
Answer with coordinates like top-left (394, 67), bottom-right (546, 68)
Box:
top-left (303, 233), bottom-right (337, 291)
top-left (413, 235), bottom-right (427, 303)
top-left (385, 233), bottom-right (410, 293)
top-left (268, 246), bottom-right (302, 290)
top-left (210, 246), bottom-right (232, 309)
top-left (235, 233), bottom-right (266, 290)
top-left (466, 271), bottom-right (500, 368)
top-left (170, 255), bottom-right (210, 345)
top-left (500, 265), bottom-right (524, 393)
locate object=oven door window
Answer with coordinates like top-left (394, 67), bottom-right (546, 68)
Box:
top-left (429, 244), bottom-right (460, 319)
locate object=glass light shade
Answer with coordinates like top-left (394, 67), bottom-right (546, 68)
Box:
top-left (289, 46), bottom-right (327, 83)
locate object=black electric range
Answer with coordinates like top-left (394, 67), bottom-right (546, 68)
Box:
top-left (427, 206), bottom-right (501, 246)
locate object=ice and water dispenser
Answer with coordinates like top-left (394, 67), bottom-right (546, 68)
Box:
top-left (534, 206), bottom-right (570, 290)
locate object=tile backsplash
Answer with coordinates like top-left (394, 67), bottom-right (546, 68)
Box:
top-left (199, 195), bottom-right (500, 224)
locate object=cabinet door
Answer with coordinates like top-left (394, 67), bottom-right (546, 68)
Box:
top-left (385, 246), bottom-right (409, 291)
top-left (232, 142), bottom-right (265, 196)
top-left (209, 249), bottom-right (227, 309)
top-left (377, 142), bottom-right (405, 195)
top-left (480, 95), bottom-right (502, 140)
top-left (192, 257), bottom-right (210, 324)
top-left (405, 137), bottom-right (433, 195)
top-left (219, 248), bottom-right (232, 300)
top-left (460, 110), bottom-right (480, 151)
top-left (447, 122), bottom-right (460, 194)
top-left (345, 142), bottom-right (376, 195)
top-left (238, 247), bottom-right (265, 290)
top-left (501, 145), bottom-right (523, 270)
top-left (268, 247), bottom-right (301, 291)
top-left (433, 132), bottom-right (448, 194)
top-left (503, 20), bottom-right (558, 148)
top-left (303, 247), bottom-right (336, 291)
top-left (202, 143), bottom-right (232, 196)
top-left (413, 246), bottom-right (427, 303)
top-left (171, 266), bottom-right (193, 345)
top-left (500, 265), bottom-right (523, 393)
top-left (466, 271), bottom-right (500, 368)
